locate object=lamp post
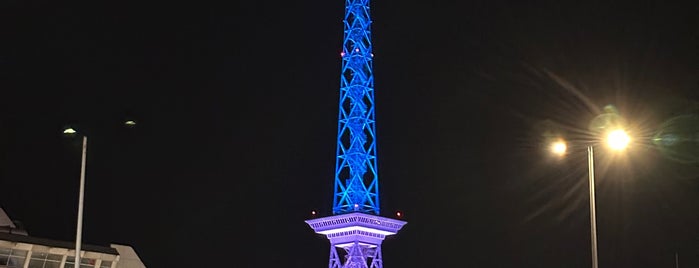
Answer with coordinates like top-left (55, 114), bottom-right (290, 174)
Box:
top-left (587, 145), bottom-right (598, 268)
top-left (62, 120), bottom-right (135, 267)
top-left (76, 135), bottom-right (87, 268)
top-left (551, 129), bottom-right (630, 268)
top-left (63, 127), bottom-right (87, 267)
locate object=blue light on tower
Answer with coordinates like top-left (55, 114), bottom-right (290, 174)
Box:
top-left (307, 1), bottom-right (406, 267)
top-left (333, 0), bottom-right (379, 215)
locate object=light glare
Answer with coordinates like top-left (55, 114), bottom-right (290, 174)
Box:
top-left (550, 140), bottom-right (567, 156)
top-left (606, 129), bottom-right (630, 150)
top-left (63, 128), bottom-right (77, 134)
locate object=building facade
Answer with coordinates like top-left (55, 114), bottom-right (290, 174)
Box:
top-left (0, 208), bottom-right (145, 268)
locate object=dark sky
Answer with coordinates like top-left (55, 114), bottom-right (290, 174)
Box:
top-left (0, 0), bottom-right (697, 267)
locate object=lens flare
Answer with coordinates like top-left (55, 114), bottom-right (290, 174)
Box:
top-left (606, 129), bottom-right (630, 150)
top-left (550, 140), bottom-right (567, 156)
top-left (652, 114), bottom-right (699, 164)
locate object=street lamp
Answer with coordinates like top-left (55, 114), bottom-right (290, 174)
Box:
top-left (62, 120), bottom-right (135, 267)
top-left (63, 127), bottom-right (87, 268)
top-left (606, 129), bottom-right (631, 151)
top-left (550, 140), bottom-right (567, 156)
top-left (552, 128), bottom-right (630, 268)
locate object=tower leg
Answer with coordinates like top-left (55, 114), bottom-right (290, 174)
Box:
top-left (343, 242), bottom-right (368, 268)
top-left (329, 245), bottom-right (343, 268)
top-left (327, 242), bottom-right (385, 268)
top-left (369, 245), bottom-right (382, 268)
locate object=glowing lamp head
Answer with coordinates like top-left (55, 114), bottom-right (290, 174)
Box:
top-left (396, 211), bottom-right (402, 217)
top-left (124, 120), bottom-right (136, 126)
top-left (606, 129), bottom-right (630, 151)
top-left (311, 210), bottom-right (316, 215)
top-left (63, 128), bottom-right (77, 135)
top-left (550, 140), bottom-right (567, 156)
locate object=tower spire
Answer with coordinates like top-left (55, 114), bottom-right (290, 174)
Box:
top-left (307, 1), bottom-right (406, 267)
top-left (333, 0), bottom-right (379, 215)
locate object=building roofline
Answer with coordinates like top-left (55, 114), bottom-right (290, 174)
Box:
top-left (0, 232), bottom-right (118, 255)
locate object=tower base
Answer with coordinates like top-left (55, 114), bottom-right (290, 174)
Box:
top-left (306, 213), bottom-right (406, 268)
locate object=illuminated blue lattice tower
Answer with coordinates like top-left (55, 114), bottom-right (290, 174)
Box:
top-left (307, 0), bottom-right (406, 267)
top-left (333, 0), bottom-right (379, 216)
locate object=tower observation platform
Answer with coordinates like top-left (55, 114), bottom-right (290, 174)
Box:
top-left (306, 213), bottom-right (405, 267)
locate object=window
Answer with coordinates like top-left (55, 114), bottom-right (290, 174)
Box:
top-left (28, 252), bottom-right (62, 268)
top-left (80, 258), bottom-right (97, 268)
top-left (44, 261), bottom-right (61, 268)
top-left (0, 248), bottom-right (27, 268)
top-left (65, 257), bottom-right (96, 268)
top-left (0, 248), bottom-right (9, 266)
top-left (64, 256), bottom-right (75, 268)
top-left (99, 261), bottom-right (112, 268)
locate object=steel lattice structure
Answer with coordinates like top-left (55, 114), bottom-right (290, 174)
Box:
top-left (307, 213), bottom-right (404, 268)
top-left (333, 0), bottom-right (379, 215)
top-left (307, 1), bottom-right (406, 268)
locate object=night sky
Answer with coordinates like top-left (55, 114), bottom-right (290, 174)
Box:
top-left (1, 0), bottom-right (698, 267)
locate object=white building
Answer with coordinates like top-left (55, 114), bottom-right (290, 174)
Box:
top-left (0, 208), bottom-right (146, 268)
